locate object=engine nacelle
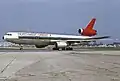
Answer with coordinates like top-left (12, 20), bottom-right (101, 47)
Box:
top-left (78, 28), bottom-right (97, 36)
top-left (35, 45), bottom-right (48, 48)
top-left (78, 28), bottom-right (84, 34)
top-left (55, 42), bottom-right (67, 48)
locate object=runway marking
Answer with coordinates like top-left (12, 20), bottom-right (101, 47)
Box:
top-left (0, 57), bottom-right (16, 74)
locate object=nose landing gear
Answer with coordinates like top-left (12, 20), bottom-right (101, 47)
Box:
top-left (19, 44), bottom-right (23, 50)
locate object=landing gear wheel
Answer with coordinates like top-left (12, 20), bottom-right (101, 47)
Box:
top-left (53, 48), bottom-right (59, 50)
top-left (61, 47), bottom-right (66, 50)
top-left (70, 48), bottom-right (73, 50)
top-left (20, 47), bottom-right (23, 50)
top-left (19, 45), bottom-right (23, 50)
top-left (66, 47), bottom-right (73, 50)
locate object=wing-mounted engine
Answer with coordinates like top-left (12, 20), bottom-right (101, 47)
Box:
top-left (53, 42), bottom-right (73, 50)
top-left (35, 45), bottom-right (48, 48)
top-left (55, 42), bottom-right (67, 48)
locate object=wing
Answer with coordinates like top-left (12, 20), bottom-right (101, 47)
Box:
top-left (50, 36), bottom-right (110, 43)
top-left (67, 36), bottom-right (110, 43)
top-left (86, 36), bottom-right (110, 40)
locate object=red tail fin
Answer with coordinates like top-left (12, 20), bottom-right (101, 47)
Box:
top-left (85, 18), bottom-right (96, 30)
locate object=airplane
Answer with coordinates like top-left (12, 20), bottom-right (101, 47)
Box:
top-left (2, 18), bottom-right (110, 50)
top-left (2, 32), bottom-right (110, 50)
top-left (78, 18), bottom-right (97, 36)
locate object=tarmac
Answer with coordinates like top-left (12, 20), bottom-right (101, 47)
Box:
top-left (0, 49), bottom-right (120, 81)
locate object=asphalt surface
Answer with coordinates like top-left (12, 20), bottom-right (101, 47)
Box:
top-left (0, 49), bottom-right (120, 81)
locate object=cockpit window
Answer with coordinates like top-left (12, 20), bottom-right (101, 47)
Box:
top-left (5, 34), bottom-right (12, 36)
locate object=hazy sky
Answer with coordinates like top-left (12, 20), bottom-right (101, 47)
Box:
top-left (0, 0), bottom-right (120, 40)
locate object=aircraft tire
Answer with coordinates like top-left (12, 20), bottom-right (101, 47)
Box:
top-left (20, 48), bottom-right (23, 50)
top-left (61, 47), bottom-right (66, 50)
top-left (69, 48), bottom-right (73, 50)
top-left (53, 48), bottom-right (59, 50)
top-left (66, 47), bottom-right (73, 50)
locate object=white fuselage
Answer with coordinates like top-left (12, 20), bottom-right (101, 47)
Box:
top-left (3, 32), bottom-right (91, 45)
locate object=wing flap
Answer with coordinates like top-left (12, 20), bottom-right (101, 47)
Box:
top-left (85, 36), bottom-right (110, 40)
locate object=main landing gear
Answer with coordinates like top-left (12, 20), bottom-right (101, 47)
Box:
top-left (19, 44), bottom-right (23, 50)
top-left (52, 47), bottom-right (73, 50)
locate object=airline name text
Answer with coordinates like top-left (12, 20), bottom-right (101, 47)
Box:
top-left (19, 32), bottom-right (49, 37)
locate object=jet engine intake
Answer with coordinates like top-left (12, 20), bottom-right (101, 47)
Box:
top-left (78, 28), bottom-right (83, 34)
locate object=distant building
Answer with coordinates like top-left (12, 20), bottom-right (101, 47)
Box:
top-left (113, 42), bottom-right (120, 45)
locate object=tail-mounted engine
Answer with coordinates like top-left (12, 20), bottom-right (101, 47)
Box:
top-left (78, 28), bottom-right (97, 36)
top-left (78, 28), bottom-right (84, 34)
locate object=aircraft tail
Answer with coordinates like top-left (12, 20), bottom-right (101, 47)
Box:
top-left (85, 18), bottom-right (96, 30)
